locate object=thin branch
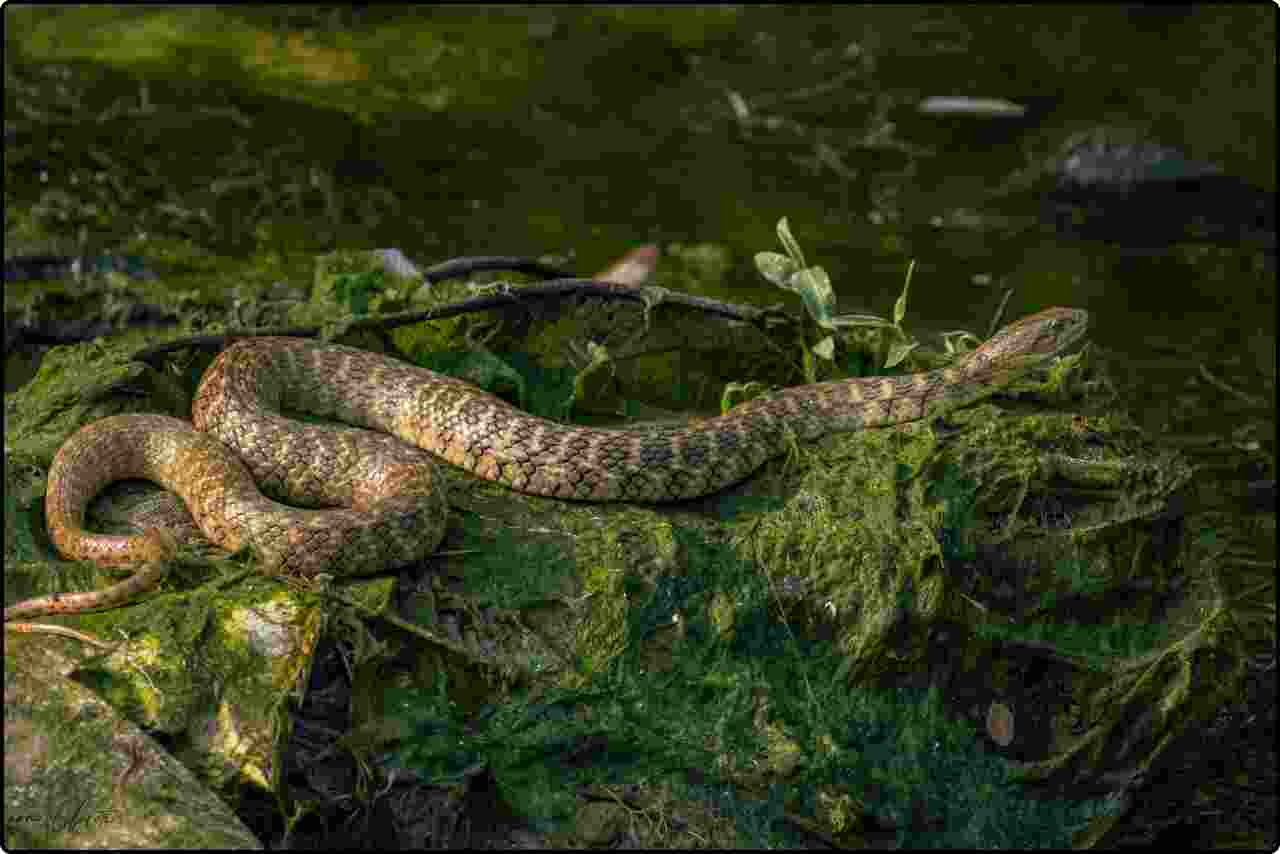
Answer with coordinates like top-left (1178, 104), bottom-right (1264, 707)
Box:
top-left (133, 277), bottom-right (791, 365)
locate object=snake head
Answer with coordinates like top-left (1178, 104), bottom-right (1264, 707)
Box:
top-left (989, 306), bottom-right (1089, 359)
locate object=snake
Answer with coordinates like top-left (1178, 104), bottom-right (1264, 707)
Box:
top-left (5, 306), bottom-right (1088, 625)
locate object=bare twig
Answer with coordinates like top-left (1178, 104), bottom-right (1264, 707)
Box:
top-left (132, 261), bottom-right (791, 365)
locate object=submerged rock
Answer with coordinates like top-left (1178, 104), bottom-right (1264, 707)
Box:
top-left (1024, 127), bottom-right (1275, 247)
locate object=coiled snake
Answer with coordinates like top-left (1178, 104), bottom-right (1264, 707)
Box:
top-left (5, 306), bottom-right (1087, 627)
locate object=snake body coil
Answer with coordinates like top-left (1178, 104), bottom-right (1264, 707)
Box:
top-left (21, 306), bottom-right (1086, 618)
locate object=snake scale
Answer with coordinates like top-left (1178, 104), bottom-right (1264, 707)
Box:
top-left (6, 306), bottom-right (1087, 623)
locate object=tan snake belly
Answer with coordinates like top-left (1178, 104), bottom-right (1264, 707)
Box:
top-left (14, 306), bottom-right (1087, 619)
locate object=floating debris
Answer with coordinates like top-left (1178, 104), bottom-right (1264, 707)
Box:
top-left (917, 96), bottom-right (1028, 118)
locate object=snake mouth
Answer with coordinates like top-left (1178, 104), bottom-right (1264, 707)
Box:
top-left (1055, 309), bottom-right (1091, 356)
top-left (1027, 307), bottom-right (1089, 359)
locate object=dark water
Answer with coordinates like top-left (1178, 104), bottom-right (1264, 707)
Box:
top-left (4, 6), bottom-right (1275, 423)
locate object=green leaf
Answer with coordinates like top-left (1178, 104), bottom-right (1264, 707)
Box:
top-left (776, 216), bottom-right (806, 268)
top-left (721, 380), bottom-right (770, 414)
top-left (940, 329), bottom-right (982, 356)
top-left (827, 313), bottom-right (896, 330)
top-left (885, 339), bottom-right (920, 370)
top-left (811, 336), bottom-right (835, 361)
top-left (754, 251), bottom-right (797, 287)
top-left (791, 265), bottom-right (835, 328)
top-left (892, 259), bottom-right (915, 328)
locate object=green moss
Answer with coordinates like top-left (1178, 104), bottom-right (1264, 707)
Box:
top-left (384, 526), bottom-right (1121, 847)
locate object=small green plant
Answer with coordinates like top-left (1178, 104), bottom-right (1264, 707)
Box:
top-left (753, 216), bottom-right (920, 383)
top-left (753, 217), bottom-right (989, 385)
top-left (330, 268), bottom-right (388, 315)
